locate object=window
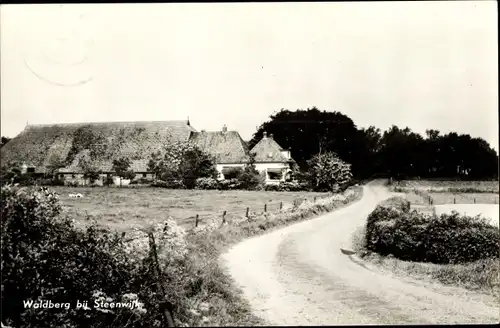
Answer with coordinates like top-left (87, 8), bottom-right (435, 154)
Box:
top-left (143, 173), bottom-right (147, 178)
top-left (267, 169), bottom-right (282, 180)
top-left (27, 167), bottom-right (35, 173)
top-left (71, 174), bottom-right (76, 179)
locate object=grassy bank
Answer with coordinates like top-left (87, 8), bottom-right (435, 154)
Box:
top-left (183, 186), bottom-right (364, 326)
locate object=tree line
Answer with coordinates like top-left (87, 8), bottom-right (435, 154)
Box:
top-left (248, 107), bottom-right (498, 181)
top-left (2, 107), bottom-right (498, 181)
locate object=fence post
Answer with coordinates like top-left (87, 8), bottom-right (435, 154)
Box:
top-left (454, 197), bottom-right (456, 204)
top-left (222, 210), bottom-right (227, 225)
top-left (148, 232), bottom-right (176, 327)
top-left (314, 196), bottom-right (317, 203)
top-left (474, 198), bottom-right (476, 204)
top-left (264, 204), bottom-right (267, 212)
top-left (245, 207), bottom-right (249, 218)
top-left (280, 202), bottom-right (283, 210)
top-left (195, 214), bottom-right (199, 228)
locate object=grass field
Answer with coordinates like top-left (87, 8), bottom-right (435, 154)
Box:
top-left (51, 186), bottom-right (331, 233)
top-left (392, 179), bottom-right (499, 193)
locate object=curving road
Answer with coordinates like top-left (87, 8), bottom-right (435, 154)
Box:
top-left (221, 182), bottom-right (499, 325)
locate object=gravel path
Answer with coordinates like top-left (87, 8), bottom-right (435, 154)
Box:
top-left (221, 183), bottom-right (500, 325)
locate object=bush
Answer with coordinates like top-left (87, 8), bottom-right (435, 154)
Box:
top-left (306, 152), bottom-right (353, 191)
top-left (195, 177), bottom-right (219, 190)
top-left (1, 186), bottom-right (145, 327)
top-left (223, 167), bottom-right (243, 180)
top-left (0, 184), bottom-right (209, 327)
top-left (218, 179), bottom-right (241, 190)
top-left (365, 198), bottom-right (499, 264)
top-left (152, 180), bottom-right (185, 189)
top-left (235, 167), bottom-right (265, 191)
top-left (264, 181), bottom-right (308, 192)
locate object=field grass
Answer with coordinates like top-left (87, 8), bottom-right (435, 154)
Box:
top-left (51, 186), bottom-right (331, 233)
top-left (391, 179), bottom-right (499, 193)
top-left (430, 192), bottom-right (499, 205)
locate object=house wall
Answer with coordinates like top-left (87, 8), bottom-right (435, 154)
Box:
top-left (254, 162), bottom-right (290, 184)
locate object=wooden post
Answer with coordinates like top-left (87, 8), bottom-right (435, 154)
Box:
top-left (474, 198), bottom-right (476, 204)
top-left (222, 210), bottom-right (227, 225)
top-left (314, 196), bottom-right (317, 203)
top-left (148, 232), bottom-right (176, 327)
top-left (454, 197), bottom-right (456, 204)
top-left (280, 202), bottom-right (283, 210)
top-left (264, 204), bottom-right (267, 212)
top-left (195, 214), bottom-right (199, 228)
top-left (245, 207), bottom-right (249, 218)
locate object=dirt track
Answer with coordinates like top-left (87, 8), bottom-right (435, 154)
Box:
top-left (221, 182), bottom-right (500, 325)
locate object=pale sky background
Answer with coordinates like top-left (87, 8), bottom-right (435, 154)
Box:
top-left (1, 2), bottom-right (498, 150)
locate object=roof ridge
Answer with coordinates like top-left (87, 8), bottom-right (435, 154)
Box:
top-left (26, 120), bottom-right (190, 128)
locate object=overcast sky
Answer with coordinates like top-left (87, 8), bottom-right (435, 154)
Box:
top-left (1, 2), bottom-right (498, 150)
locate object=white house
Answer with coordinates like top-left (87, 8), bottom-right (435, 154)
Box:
top-left (189, 126), bottom-right (296, 184)
top-left (250, 132), bottom-right (296, 185)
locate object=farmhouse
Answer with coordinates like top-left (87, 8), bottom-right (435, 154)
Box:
top-left (250, 132), bottom-right (296, 184)
top-left (1, 120), bottom-right (297, 185)
top-left (0, 120), bottom-right (195, 185)
top-left (188, 125), bottom-right (251, 180)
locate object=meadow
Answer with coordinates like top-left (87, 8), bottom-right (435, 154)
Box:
top-left (51, 186), bottom-right (331, 233)
top-left (392, 179), bottom-right (499, 193)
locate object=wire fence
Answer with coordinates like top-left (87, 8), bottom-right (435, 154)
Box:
top-left (178, 193), bottom-right (336, 230)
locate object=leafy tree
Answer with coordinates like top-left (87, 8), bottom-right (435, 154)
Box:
top-left (148, 142), bottom-right (217, 189)
top-left (78, 153), bottom-right (101, 184)
top-left (45, 153), bottom-right (66, 179)
top-left (1, 136), bottom-right (11, 148)
top-left (236, 153), bottom-right (265, 190)
top-left (306, 152), bottom-right (353, 191)
top-left (248, 107), bottom-right (363, 176)
top-left (112, 157), bottom-right (134, 178)
top-left (178, 147), bottom-right (218, 188)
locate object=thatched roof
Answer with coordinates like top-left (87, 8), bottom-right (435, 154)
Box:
top-left (1, 120), bottom-right (195, 172)
top-left (250, 133), bottom-right (295, 163)
top-left (189, 130), bottom-right (250, 164)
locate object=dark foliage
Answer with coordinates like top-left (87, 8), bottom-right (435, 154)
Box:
top-left (365, 197), bottom-right (499, 264)
top-left (248, 108), bottom-right (498, 180)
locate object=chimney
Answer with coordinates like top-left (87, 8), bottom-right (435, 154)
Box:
top-left (263, 131), bottom-right (267, 138)
top-left (269, 133), bottom-right (274, 139)
top-left (222, 125), bottom-right (227, 133)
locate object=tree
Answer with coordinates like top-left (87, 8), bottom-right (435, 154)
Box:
top-left (306, 152), bottom-right (353, 192)
top-left (148, 142), bottom-right (217, 189)
top-left (112, 157), bottom-right (133, 178)
top-left (248, 107), bottom-right (363, 176)
top-left (178, 147), bottom-right (218, 188)
top-left (236, 152), bottom-right (265, 190)
top-left (1, 136), bottom-right (11, 148)
top-left (46, 153), bottom-right (66, 179)
top-left (78, 153), bottom-right (101, 184)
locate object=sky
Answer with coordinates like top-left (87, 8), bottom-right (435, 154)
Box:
top-left (1, 2), bottom-right (498, 150)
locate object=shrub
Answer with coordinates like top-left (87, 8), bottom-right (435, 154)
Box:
top-left (365, 199), bottom-right (499, 264)
top-left (223, 167), bottom-right (243, 180)
top-left (306, 152), bottom-right (353, 192)
top-left (218, 179), bottom-right (241, 190)
top-left (264, 181), bottom-right (308, 192)
top-left (148, 143), bottom-right (217, 189)
top-left (195, 177), bottom-right (219, 190)
top-left (1, 185), bottom-right (145, 327)
top-left (152, 179), bottom-right (185, 189)
top-left (0, 184), bottom-right (209, 327)
top-left (379, 196), bottom-right (411, 213)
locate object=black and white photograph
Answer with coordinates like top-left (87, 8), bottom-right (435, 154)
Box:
top-left (0, 2), bottom-right (498, 327)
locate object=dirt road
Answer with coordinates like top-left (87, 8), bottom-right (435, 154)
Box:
top-left (221, 183), bottom-right (499, 325)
